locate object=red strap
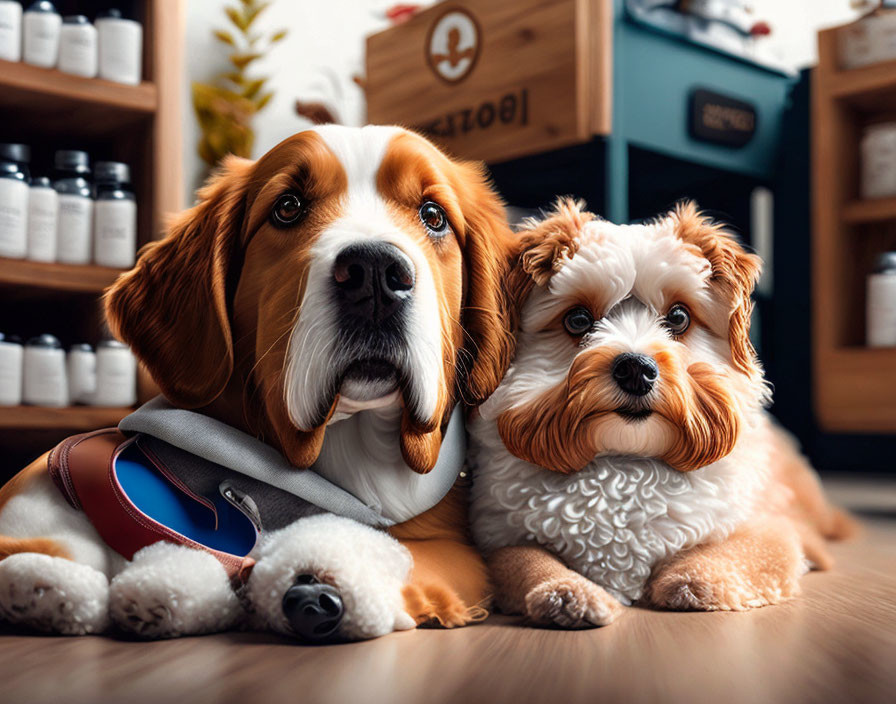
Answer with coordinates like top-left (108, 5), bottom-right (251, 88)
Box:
top-left (48, 430), bottom-right (255, 583)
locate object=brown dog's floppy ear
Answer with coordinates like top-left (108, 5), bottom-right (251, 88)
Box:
top-left (672, 201), bottom-right (763, 380)
top-left (452, 161), bottom-right (520, 407)
top-left (105, 156), bottom-right (253, 408)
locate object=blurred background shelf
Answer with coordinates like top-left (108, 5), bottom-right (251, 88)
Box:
top-left (0, 258), bottom-right (124, 295)
top-left (0, 0), bottom-right (183, 476)
top-left (0, 59), bottom-right (157, 135)
top-left (0, 406), bottom-right (132, 431)
top-left (842, 197), bottom-right (896, 225)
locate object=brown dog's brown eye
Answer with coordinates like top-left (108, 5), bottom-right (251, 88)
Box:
top-left (271, 193), bottom-right (305, 227)
top-left (665, 304), bottom-right (691, 336)
top-left (563, 306), bottom-right (594, 336)
top-left (419, 201), bottom-right (449, 238)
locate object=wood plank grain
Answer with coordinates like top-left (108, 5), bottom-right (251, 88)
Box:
top-left (0, 406), bottom-right (132, 430)
top-left (0, 258), bottom-right (124, 294)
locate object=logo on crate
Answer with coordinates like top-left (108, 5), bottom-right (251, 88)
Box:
top-left (426, 7), bottom-right (481, 84)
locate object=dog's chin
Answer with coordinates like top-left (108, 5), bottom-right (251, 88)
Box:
top-left (614, 407), bottom-right (653, 422)
top-left (339, 359), bottom-right (400, 402)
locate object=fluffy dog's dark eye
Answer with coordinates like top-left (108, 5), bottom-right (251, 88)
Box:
top-left (563, 306), bottom-right (594, 336)
top-left (419, 201), bottom-right (450, 237)
top-left (271, 193), bottom-right (305, 226)
top-left (665, 304), bottom-right (691, 336)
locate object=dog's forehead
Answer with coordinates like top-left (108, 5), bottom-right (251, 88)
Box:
top-left (549, 217), bottom-right (712, 309)
top-left (309, 125), bottom-right (404, 189)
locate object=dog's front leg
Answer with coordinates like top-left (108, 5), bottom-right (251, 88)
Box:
top-left (489, 545), bottom-right (623, 628)
top-left (646, 517), bottom-right (807, 611)
top-left (390, 487), bottom-right (492, 628)
top-left (109, 542), bottom-right (243, 639)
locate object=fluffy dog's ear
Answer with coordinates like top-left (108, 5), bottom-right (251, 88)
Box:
top-left (517, 198), bottom-right (592, 287)
top-left (105, 156), bottom-right (253, 408)
top-left (672, 201), bottom-right (763, 379)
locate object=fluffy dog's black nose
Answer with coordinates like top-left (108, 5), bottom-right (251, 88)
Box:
top-left (282, 575), bottom-right (344, 642)
top-left (612, 353), bottom-right (658, 397)
top-left (333, 243), bottom-right (415, 323)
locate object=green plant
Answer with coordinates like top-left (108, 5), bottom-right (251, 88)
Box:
top-left (192, 0), bottom-right (288, 167)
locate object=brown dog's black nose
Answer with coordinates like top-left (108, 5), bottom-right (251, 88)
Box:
top-left (282, 574), bottom-right (344, 642)
top-left (333, 243), bottom-right (415, 324)
top-left (612, 353), bottom-right (658, 396)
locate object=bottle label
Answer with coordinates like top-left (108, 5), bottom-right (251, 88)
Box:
top-left (94, 199), bottom-right (137, 268)
top-left (57, 194), bottom-right (93, 264)
top-left (27, 190), bottom-right (58, 261)
top-left (0, 178), bottom-right (28, 258)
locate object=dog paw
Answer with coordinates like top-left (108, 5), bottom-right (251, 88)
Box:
top-left (524, 574), bottom-right (622, 628)
top-left (247, 515), bottom-right (413, 641)
top-left (109, 542), bottom-right (241, 639)
top-left (647, 565), bottom-right (801, 612)
top-left (402, 582), bottom-right (482, 628)
top-left (0, 553), bottom-right (109, 635)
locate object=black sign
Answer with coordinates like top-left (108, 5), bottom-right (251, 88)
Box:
top-left (689, 89), bottom-right (757, 148)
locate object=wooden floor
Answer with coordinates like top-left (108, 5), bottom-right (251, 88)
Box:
top-left (1, 478), bottom-right (895, 704)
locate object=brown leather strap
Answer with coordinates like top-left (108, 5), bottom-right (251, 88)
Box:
top-left (48, 430), bottom-right (255, 583)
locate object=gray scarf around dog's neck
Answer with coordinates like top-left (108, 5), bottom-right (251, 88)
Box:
top-left (119, 397), bottom-right (465, 528)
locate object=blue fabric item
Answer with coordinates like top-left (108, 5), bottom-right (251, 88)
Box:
top-left (114, 444), bottom-right (257, 556)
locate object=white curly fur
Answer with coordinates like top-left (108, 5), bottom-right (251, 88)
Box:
top-left (109, 542), bottom-right (242, 639)
top-left (0, 553), bottom-right (110, 635)
top-left (246, 514), bottom-right (415, 640)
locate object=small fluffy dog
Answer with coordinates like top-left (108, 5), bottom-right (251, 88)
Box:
top-left (469, 200), bottom-right (854, 627)
top-left (0, 126), bottom-right (516, 640)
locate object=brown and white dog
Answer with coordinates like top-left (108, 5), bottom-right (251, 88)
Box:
top-left (469, 200), bottom-right (855, 628)
top-left (0, 125), bottom-right (516, 640)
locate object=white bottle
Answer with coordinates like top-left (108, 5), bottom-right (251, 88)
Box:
top-left (53, 150), bottom-right (93, 265)
top-left (94, 340), bottom-right (136, 407)
top-left (23, 334), bottom-right (67, 407)
top-left (57, 14), bottom-right (96, 78)
top-left (0, 0), bottom-right (23, 62)
top-left (96, 9), bottom-right (142, 85)
top-left (93, 161), bottom-right (136, 268)
top-left (868, 252), bottom-right (896, 348)
top-left (22, 0), bottom-right (60, 68)
top-left (67, 343), bottom-right (96, 404)
top-left (0, 143), bottom-right (30, 259)
top-left (27, 176), bottom-right (57, 262)
top-left (0, 333), bottom-right (23, 407)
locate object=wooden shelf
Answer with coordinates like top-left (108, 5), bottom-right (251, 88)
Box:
top-left (827, 57), bottom-right (896, 110)
top-left (0, 59), bottom-right (157, 135)
top-left (0, 406), bottom-right (132, 430)
top-left (842, 197), bottom-right (896, 224)
top-left (0, 258), bottom-right (125, 294)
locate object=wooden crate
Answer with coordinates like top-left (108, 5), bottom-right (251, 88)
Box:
top-left (365, 0), bottom-right (612, 163)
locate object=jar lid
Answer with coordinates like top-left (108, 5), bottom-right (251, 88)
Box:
top-left (30, 176), bottom-right (52, 188)
top-left (27, 334), bottom-right (62, 349)
top-left (26, 1), bottom-right (59, 14)
top-left (69, 342), bottom-right (94, 352)
top-left (94, 161), bottom-right (130, 185)
top-left (63, 15), bottom-right (90, 24)
top-left (98, 339), bottom-right (128, 350)
top-left (54, 150), bottom-right (90, 174)
top-left (0, 333), bottom-right (23, 345)
top-left (0, 143), bottom-right (30, 165)
top-left (873, 252), bottom-right (896, 274)
top-left (96, 8), bottom-right (126, 20)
